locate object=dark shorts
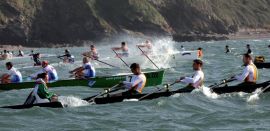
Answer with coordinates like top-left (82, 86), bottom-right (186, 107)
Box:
top-left (176, 85), bottom-right (195, 92)
top-left (122, 90), bottom-right (139, 96)
top-left (237, 82), bottom-right (256, 86)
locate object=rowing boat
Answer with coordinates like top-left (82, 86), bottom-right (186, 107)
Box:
top-left (2, 81), bottom-right (270, 109)
top-left (97, 51), bottom-right (198, 68)
top-left (1, 102), bottom-right (63, 109)
top-left (0, 70), bottom-right (165, 91)
top-left (83, 81), bottom-right (270, 104)
top-left (254, 62), bottom-right (270, 69)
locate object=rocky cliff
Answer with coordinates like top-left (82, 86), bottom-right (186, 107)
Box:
top-left (1, 0), bottom-right (270, 47)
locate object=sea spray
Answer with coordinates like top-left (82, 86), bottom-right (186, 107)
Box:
top-left (201, 86), bottom-right (219, 99)
top-left (247, 88), bottom-right (262, 103)
top-left (58, 96), bottom-right (89, 107)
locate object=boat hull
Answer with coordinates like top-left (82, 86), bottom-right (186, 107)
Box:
top-left (255, 62), bottom-right (270, 69)
top-left (1, 102), bottom-right (63, 109)
top-left (83, 81), bottom-right (270, 105)
top-left (0, 70), bottom-right (165, 90)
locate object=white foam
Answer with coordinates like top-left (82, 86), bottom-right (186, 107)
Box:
top-left (238, 92), bottom-right (247, 97)
top-left (58, 96), bottom-right (89, 107)
top-left (201, 86), bottom-right (219, 99)
top-left (247, 94), bottom-right (260, 103)
top-left (172, 93), bottom-right (181, 98)
top-left (123, 99), bottom-right (139, 102)
top-left (246, 88), bottom-right (262, 103)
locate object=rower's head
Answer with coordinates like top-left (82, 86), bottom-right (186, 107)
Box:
top-left (37, 73), bottom-right (49, 83)
top-left (83, 57), bottom-right (90, 64)
top-left (226, 45), bottom-right (229, 48)
top-left (65, 49), bottom-right (70, 54)
top-left (198, 47), bottom-right (202, 51)
top-left (130, 63), bottom-right (141, 75)
top-left (90, 45), bottom-right (95, 50)
top-left (41, 61), bottom-right (49, 68)
top-left (4, 50), bottom-right (7, 53)
top-left (5, 62), bottom-right (13, 70)
top-left (193, 59), bottom-right (203, 70)
top-left (268, 45), bottom-right (270, 48)
top-left (121, 42), bottom-right (126, 47)
top-left (243, 53), bottom-right (252, 65)
top-left (247, 44), bottom-right (250, 49)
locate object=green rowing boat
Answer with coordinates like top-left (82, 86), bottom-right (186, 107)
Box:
top-left (0, 70), bottom-right (165, 91)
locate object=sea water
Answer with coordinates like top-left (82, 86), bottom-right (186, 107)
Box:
top-left (1, 37), bottom-right (270, 130)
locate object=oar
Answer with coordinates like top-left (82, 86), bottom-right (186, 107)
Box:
top-left (112, 49), bottom-right (129, 68)
top-left (138, 82), bottom-right (177, 101)
top-left (209, 77), bottom-right (236, 88)
top-left (57, 56), bottom-right (64, 60)
top-left (88, 84), bottom-right (122, 102)
top-left (137, 46), bottom-right (159, 69)
top-left (258, 83), bottom-right (270, 95)
top-left (83, 54), bottom-right (118, 68)
top-left (23, 91), bottom-right (36, 105)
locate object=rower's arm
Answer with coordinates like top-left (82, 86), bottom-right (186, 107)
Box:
top-left (181, 74), bottom-right (201, 84)
top-left (123, 78), bottom-right (143, 89)
top-left (58, 54), bottom-right (67, 58)
top-left (112, 47), bottom-right (121, 50)
top-left (235, 67), bottom-right (249, 81)
top-left (30, 70), bottom-right (44, 79)
top-left (38, 84), bottom-right (54, 99)
top-left (70, 67), bottom-right (84, 74)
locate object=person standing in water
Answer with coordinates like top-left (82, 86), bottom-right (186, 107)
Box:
top-left (246, 44), bottom-right (252, 54)
top-left (197, 48), bottom-right (203, 58)
top-left (225, 45), bottom-right (231, 54)
top-left (18, 50), bottom-right (24, 57)
top-left (112, 42), bottom-right (129, 57)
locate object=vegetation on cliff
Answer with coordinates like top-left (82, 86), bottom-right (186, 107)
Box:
top-left (0, 0), bottom-right (270, 46)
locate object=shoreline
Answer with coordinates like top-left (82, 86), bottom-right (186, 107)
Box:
top-left (1, 32), bottom-right (270, 50)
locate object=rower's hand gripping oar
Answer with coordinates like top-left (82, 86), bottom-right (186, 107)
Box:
top-left (87, 83), bottom-right (123, 102)
top-left (112, 49), bottom-right (129, 68)
top-left (137, 46), bottom-right (159, 69)
top-left (138, 82), bottom-right (177, 101)
top-left (83, 54), bottom-right (118, 68)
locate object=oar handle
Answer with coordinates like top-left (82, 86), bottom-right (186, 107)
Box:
top-left (139, 82), bottom-right (176, 101)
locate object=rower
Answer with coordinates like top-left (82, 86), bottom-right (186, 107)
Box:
top-left (119, 63), bottom-right (146, 96)
top-left (175, 59), bottom-right (204, 91)
top-left (225, 45), bottom-right (231, 53)
top-left (69, 57), bottom-right (96, 79)
top-left (2, 50), bottom-right (9, 60)
top-left (31, 61), bottom-right (58, 82)
top-left (246, 44), bottom-right (252, 54)
top-left (233, 53), bottom-right (258, 86)
top-left (197, 48), bottom-right (203, 58)
top-left (82, 45), bottom-right (99, 60)
top-left (137, 40), bottom-right (153, 54)
top-left (29, 73), bottom-right (58, 104)
top-left (29, 51), bottom-right (41, 66)
top-left (58, 49), bottom-right (75, 63)
top-left (17, 50), bottom-right (24, 57)
top-left (112, 42), bottom-right (129, 57)
top-left (1, 62), bottom-right (23, 84)
top-left (180, 45), bottom-right (185, 51)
